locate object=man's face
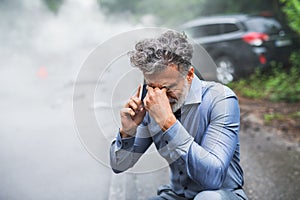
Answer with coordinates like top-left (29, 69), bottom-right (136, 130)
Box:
top-left (144, 64), bottom-right (194, 112)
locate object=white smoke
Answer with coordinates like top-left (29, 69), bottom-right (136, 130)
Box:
top-left (0, 0), bottom-right (159, 90)
top-left (0, 0), bottom-right (156, 66)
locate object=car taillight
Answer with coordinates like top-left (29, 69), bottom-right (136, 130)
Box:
top-left (242, 32), bottom-right (269, 46)
top-left (259, 54), bottom-right (267, 64)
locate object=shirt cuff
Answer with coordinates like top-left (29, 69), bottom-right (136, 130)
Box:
top-left (162, 120), bottom-right (194, 156)
top-left (115, 131), bottom-right (135, 150)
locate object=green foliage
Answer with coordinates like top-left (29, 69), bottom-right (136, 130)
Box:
top-left (264, 113), bottom-right (284, 123)
top-left (292, 111), bottom-right (300, 117)
top-left (200, 0), bottom-right (281, 16)
top-left (100, 0), bottom-right (137, 13)
top-left (43, 0), bottom-right (63, 14)
top-left (280, 0), bottom-right (300, 35)
top-left (264, 110), bottom-right (300, 123)
top-left (228, 78), bottom-right (265, 99)
top-left (282, 0), bottom-right (300, 96)
top-left (228, 64), bottom-right (300, 102)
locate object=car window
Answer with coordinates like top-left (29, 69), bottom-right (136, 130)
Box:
top-left (222, 23), bottom-right (239, 34)
top-left (244, 17), bottom-right (282, 34)
top-left (185, 24), bottom-right (221, 38)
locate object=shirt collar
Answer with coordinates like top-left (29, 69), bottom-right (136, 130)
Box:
top-left (184, 75), bottom-right (202, 105)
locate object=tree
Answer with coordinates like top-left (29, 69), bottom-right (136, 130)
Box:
top-left (280, 0), bottom-right (300, 34)
top-left (43, 0), bottom-right (64, 14)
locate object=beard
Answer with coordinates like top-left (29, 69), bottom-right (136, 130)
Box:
top-left (170, 79), bottom-right (190, 113)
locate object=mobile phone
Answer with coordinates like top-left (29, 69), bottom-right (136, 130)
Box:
top-left (139, 83), bottom-right (147, 101)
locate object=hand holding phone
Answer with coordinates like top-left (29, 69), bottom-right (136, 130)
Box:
top-left (120, 84), bottom-right (146, 138)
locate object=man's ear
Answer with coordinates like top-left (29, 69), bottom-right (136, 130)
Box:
top-left (187, 67), bottom-right (194, 84)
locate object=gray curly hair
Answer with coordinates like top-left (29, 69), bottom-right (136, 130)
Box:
top-left (128, 30), bottom-right (193, 76)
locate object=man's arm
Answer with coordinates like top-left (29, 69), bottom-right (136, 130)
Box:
top-left (161, 86), bottom-right (240, 189)
top-left (110, 123), bottom-right (153, 173)
top-left (186, 95), bottom-right (240, 189)
top-left (110, 85), bottom-right (152, 173)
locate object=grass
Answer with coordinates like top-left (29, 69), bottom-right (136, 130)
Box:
top-left (228, 63), bottom-right (300, 103)
top-left (227, 59), bottom-right (300, 124)
top-left (264, 111), bottom-right (300, 124)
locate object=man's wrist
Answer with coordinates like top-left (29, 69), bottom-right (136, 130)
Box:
top-left (160, 115), bottom-right (177, 132)
top-left (120, 128), bottom-right (136, 138)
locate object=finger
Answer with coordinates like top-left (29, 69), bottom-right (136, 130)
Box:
top-left (161, 87), bottom-right (167, 93)
top-left (160, 87), bottom-right (168, 97)
top-left (136, 84), bottom-right (142, 98)
top-left (146, 85), bottom-right (153, 92)
top-left (121, 107), bottom-right (135, 118)
top-left (143, 95), bottom-right (149, 110)
top-left (131, 96), bottom-right (142, 105)
top-left (131, 96), bottom-right (144, 110)
top-left (143, 98), bottom-right (149, 111)
top-left (128, 98), bottom-right (139, 111)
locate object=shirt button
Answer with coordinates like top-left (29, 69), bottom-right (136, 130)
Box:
top-left (179, 171), bottom-right (183, 175)
top-left (124, 142), bottom-right (128, 146)
top-left (165, 140), bottom-right (168, 144)
top-left (184, 186), bottom-right (188, 190)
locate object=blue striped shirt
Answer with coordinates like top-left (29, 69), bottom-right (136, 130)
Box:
top-left (110, 76), bottom-right (244, 199)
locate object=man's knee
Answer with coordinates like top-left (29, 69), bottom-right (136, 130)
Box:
top-left (194, 190), bottom-right (224, 200)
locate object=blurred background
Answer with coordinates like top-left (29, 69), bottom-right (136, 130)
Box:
top-left (0, 0), bottom-right (299, 200)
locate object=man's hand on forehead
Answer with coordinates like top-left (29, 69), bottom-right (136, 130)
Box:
top-left (143, 85), bottom-right (176, 131)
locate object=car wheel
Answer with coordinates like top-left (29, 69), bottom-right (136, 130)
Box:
top-left (215, 56), bottom-right (235, 84)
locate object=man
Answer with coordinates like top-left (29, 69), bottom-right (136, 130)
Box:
top-left (110, 30), bottom-right (248, 200)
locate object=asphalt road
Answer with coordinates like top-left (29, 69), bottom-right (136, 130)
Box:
top-left (0, 59), bottom-right (113, 200)
top-left (240, 124), bottom-right (300, 200)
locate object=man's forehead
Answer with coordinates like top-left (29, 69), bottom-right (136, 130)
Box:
top-left (144, 75), bottom-right (183, 87)
top-left (145, 67), bottom-right (182, 79)
top-left (145, 72), bottom-right (174, 81)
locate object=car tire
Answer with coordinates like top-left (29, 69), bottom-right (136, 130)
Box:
top-left (215, 56), bottom-right (236, 84)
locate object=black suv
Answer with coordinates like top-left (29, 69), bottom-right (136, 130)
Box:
top-left (180, 14), bottom-right (295, 83)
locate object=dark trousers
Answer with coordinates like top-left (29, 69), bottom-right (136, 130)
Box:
top-left (148, 185), bottom-right (248, 200)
